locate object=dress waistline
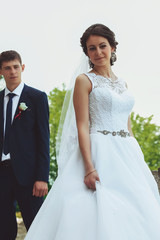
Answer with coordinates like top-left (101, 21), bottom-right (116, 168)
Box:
top-left (97, 129), bottom-right (130, 138)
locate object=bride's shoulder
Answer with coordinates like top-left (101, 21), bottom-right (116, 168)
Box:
top-left (76, 73), bottom-right (89, 81)
top-left (75, 73), bottom-right (91, 85)
top-left (75, 74), bottom-right (92, 92)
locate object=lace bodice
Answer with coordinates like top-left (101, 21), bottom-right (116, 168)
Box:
top-left (86, 73), bottom-right (134, 133)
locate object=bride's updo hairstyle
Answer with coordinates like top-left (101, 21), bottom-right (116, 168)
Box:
top-left (80, 23), bottom-right (118, 67)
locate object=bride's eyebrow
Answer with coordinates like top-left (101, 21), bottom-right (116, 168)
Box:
top-left (99, 42), bottom-right (107, 45)
top-left (88, 44), bottom-right (95, 47)
top-left (88, 42), bottom-right (107, 47)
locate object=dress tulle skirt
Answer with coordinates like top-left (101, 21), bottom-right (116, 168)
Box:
top-left (25, 134), bottom-right (160, 240)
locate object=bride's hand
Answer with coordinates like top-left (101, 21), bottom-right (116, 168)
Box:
top-left (84, 170), bottom-right (100, 190)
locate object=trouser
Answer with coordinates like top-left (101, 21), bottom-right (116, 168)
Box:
top-left (0, 163), bottom-right (44, 240)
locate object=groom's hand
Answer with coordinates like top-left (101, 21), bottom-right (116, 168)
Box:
top-left (32, 181), bottom-right (48, 197)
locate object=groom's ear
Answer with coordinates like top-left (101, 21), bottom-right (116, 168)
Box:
top-left (21, 64), bottom-right (25, 72)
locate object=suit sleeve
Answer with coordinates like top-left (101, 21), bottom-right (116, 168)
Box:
top-left (35, 92), bottom-right (50, 182)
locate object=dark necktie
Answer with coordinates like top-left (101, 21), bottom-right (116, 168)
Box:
top-left (3, 93), bottom-right (16, 155)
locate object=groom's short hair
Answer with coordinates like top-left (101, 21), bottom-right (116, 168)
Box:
top-left (0, 50), bottom-right (22, 69)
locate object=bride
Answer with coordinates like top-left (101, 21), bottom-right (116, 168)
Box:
top-left (25, 23), bottom-right (160, 240)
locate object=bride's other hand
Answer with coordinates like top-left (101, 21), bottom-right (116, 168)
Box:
top-left (84, 170), bottom-right (100, 190)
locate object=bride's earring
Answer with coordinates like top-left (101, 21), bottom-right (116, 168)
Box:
top-left (111, 52), bottom-right (117, 65)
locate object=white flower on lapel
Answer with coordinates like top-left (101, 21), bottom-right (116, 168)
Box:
top-left (15, 102), bottom-right (28, 119)
top-left (19, 102), bottom-right (28, 111)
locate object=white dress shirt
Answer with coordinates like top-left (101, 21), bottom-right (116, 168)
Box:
top-left (1, 82), bottom-right (24, 161)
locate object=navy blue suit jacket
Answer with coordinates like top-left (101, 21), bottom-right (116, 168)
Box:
top-left (0, 84), bottom-right (50, 186)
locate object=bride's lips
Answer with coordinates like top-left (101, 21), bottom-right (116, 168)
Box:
top-left (95, 57), bottom-right (104, 60)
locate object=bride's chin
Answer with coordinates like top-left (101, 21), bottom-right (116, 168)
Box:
top-left (94, 63), bottom-right (108, 68)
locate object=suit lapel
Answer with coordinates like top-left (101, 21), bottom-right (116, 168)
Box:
top-left (12, 84), bottom-right (29, 126)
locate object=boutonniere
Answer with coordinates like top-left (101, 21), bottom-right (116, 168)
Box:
top-left (15, 102), bottom-right (28, 119)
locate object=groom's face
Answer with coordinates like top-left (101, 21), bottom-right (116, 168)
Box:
top-left (0, 59), bottom-right (25, 87)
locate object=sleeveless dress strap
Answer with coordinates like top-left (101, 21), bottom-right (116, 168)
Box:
top-left (84, 73), bottom-right (95, 90)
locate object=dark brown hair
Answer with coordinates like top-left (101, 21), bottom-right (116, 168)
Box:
top-left (80, 24), bottom-right (118, 67)
top-left (0, 50), bottom-right (22, 69)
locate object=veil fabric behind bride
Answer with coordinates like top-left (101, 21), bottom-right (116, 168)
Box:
top-left (56, 54), bottom-right (89, 174)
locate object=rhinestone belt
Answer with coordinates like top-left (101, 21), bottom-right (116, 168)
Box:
top-left (97, 130), bottom-right (130, 138)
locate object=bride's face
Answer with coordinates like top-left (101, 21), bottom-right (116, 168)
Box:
top-left (86, 35), bottom-right (114, 67)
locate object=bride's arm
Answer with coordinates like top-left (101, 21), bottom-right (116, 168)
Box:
top-left (73, 74), bottom-right (100, 190)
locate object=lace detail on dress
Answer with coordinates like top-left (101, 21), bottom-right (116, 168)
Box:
top-left (86, 73), bottom-right (127, 94)
top-left (85, 72), bottom-right (135, 134)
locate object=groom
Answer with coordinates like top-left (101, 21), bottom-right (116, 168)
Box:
top-left (0, 50), bottom-right (50, 240)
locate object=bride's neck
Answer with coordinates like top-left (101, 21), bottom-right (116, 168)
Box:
top-left (93, 66), bottom-right (113, 79)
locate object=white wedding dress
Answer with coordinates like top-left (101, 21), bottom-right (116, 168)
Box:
top-left (25, 73), bottom-right (160, 240)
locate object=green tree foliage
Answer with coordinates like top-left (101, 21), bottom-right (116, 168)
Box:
top-left (48, 85), bottom-right (66, 188)
top-left (0, 75), bottom-right (4, 90)
top-left (131, 112), bottom-right (160, 170)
